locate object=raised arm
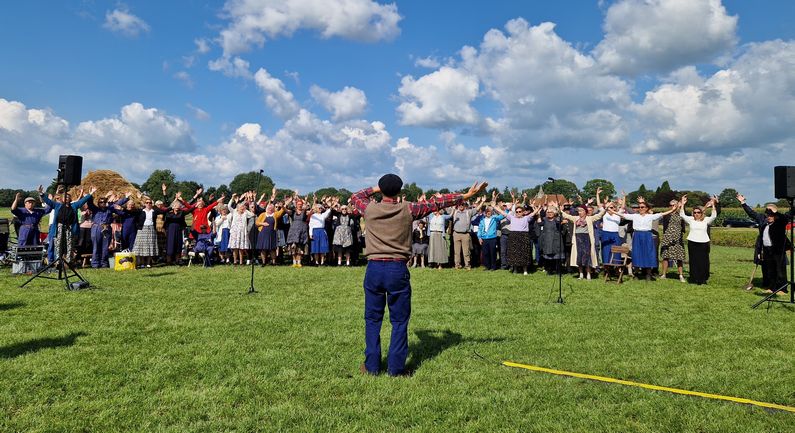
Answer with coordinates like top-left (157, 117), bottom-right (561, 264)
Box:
top-left (409, 181), bottom-right (488, 220)
top-left (678, 199), bottom-right (694, 224)
top-left (11, 192), bottom-right (21, 210)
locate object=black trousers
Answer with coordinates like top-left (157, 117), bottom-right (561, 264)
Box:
top-left (687, 241), bottom-right (710, 284)
top-left (763, 247), bottom-right (788, 291)
top-left (481, 238), bottom-right (498, 270)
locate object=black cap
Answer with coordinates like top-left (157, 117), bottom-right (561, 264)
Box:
top-left (765, 208), bottom-right (775, 216)
top-left (378, 173), bottom-right (403, 197)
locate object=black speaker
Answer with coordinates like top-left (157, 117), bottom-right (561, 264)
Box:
top-left (774, 166), bottom-right (795, 199)
top-left (57, 155), bottom-right (83, 186)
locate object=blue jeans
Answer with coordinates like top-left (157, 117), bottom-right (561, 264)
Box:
top-left (363, 260), bottom-right (411, 375)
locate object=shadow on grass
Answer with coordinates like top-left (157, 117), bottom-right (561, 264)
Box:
top-left (0, 332), bottom-right (87, 360)
top-left (143, 272), bottom-right (176, 277)
top-left (405, 329), bottom-right (506, 375)
top-left (0, 301), bottom-right (25, 311)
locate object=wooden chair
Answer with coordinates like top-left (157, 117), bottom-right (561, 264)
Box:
top-left (603, 246), bottom-right (631, 283)
top-left (80, 253), bottom-right (92, 268)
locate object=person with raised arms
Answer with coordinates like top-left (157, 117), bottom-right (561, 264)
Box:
top-left (350, 175), bottom-right (487, 376)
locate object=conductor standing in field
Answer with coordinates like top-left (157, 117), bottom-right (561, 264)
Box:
top-left (351, 175), bottom-right (487, 376)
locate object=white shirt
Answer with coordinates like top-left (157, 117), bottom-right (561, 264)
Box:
top-left (143, 209), bottom-right (155, 226)
top-left (680, 208), bottom-right (717, 243)
top-left (618, 212), bottom-right (663, 231)
top-left (309, 209), bottom-right (331, 231)
top-left (762, 225), bottom-right (772, 247)
top-left (602, 211), bottom-right (622, 232)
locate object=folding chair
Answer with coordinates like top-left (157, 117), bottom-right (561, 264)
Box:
top-left (603, 245), bottom-right (631, 283)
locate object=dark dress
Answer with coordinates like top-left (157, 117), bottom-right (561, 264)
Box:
top-left (256, 215), bottom-right (277, 251)
top-left (164, 210), bottom-right (188, 257)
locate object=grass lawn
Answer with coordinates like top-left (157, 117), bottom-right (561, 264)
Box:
top-left (1, 245), bottom-right (794, 432)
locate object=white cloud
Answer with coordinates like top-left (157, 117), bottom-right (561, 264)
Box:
top-left (253, 68), bottom-right (301, 119)
top-left (458, 19), bottom-right (632, 148)
top-left (218, 0), bottom-right (401, 57)
top-left (74, 103), bottom-right (195, 153)
top-left (397, 66), bottom-right (480, 127)
top-left (208, 56), bottom-right (253, 79)
top-left (173, 71), bottom-right (194, 88)
top-left (195, 38), bottom-right (211, 54)
top-left (310, 85), bottom-right (368, 121)
top-left (103, 6), bottom-right (150, 37)
top-left (201, 110), bottom-right (393, 188)
top-left (634, 40), bottom-right (795, 153)
top-left (594, 0), bottom-right (737, 75)
top-left (414, 56), bottom-right (441, 69)
top-left (186, 103), bottom-right (210, 121)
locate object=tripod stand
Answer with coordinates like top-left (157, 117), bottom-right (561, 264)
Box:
top-left (752, 197), bottom-right (794, 309)
top-left (20, 254), bottom-right (88, 291)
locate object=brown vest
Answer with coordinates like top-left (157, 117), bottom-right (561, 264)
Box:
top-left (364, 201), bottom-right (414, 260)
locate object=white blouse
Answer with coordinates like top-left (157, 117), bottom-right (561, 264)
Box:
top-left (680, 207), bottom-right (717, 243)
top-left (617, 212), bottom-right (663, 231)
top-left (602, 211), bottom-right (622, 232)
top-left (309, 209), bottom-right (331, 231)
top-left (143, 209), bottom-right (155, 226)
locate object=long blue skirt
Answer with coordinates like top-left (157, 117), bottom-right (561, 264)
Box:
top-left (218, 228), bottom-right (230, 253)
top-left (600, 231), bottom-right (623, 265)
top-left (632, 231), bottom-right (656, 268)
top-left (310, 228), bottom-right (329, 254)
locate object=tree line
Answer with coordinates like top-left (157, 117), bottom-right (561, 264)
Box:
top-left (0, 169), bottom-right (787, 208)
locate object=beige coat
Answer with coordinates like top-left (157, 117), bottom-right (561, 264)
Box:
top-left (562, 208), bottom-right (606, 268)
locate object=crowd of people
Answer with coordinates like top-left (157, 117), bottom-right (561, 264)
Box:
top-left (5, 181), bottom-right (791, 292)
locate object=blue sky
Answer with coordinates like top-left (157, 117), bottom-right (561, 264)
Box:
top-left (1, 0), bottom-right (794, 204)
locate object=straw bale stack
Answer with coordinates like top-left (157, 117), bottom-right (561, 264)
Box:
top-left (67, 170), bottom-right (144, 204)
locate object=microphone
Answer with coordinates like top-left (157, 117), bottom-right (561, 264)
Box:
top-left (259, 169), bottom-right (264, 174)
top-left (547, 177), bottom-right (555, 182)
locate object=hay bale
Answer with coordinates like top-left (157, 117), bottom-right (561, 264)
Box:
top-left (68, 170), bottom-right (144, 204)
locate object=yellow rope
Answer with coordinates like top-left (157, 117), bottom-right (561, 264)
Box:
top-left (503, 360), bottom-right (795, 413)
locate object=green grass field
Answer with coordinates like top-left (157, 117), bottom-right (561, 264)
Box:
top-left (1, 245), bottom-right (793, 432)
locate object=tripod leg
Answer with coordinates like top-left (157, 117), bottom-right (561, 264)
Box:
top-left (752, 282), bottom-right (789, 309)
top-left (65, 260), bottom-right (86, 282)
top-left (20, 259), bottom-right (59, 288)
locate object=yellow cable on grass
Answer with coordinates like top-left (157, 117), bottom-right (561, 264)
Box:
top-left (503, 361), bottom-right (795, 413)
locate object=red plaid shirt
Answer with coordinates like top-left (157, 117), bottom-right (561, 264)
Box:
top-left (350, 187), bottom-right (465, 220)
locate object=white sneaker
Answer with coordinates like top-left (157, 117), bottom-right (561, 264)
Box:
top-left (586, 273), bottom-right (591, 280)
top-left (679, 275), bottom-right (686, 283)
top-left (246, 260), bottom-right (251, 265)
top-left (523, 271), bottom-right (528, 275)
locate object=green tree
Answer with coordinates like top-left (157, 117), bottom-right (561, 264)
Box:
top-left (774, 198), bottom-right (791, 208)
top-left (174, 180), bottom-right (203, 200)
top-left (717, 188), bottom-right (741, 207)
top-left (627, 184), bottom-right (651, 205)
top-left (581, 179), bottom-right (616, 202)
top-left (401, 182), bottom-right (423, 201)
top-left (544, 179), bottom-right (579, 201)
top-left (313, 187), bottom-right (352, 203)
top-left (652, 181), bottom-right (677, 207)
top-left (229, 172), bottom-right (274, 195)
top-left (679, 190), bottom-right (710, 205)
top-left (141, 169), bottom-right (176, 197)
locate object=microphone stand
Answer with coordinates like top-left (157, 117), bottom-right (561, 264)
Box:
top-left (555, 205), bottom-right (565, 304)
top-left (546, 178), bottom-right (565, 304)
top-left (246, 170), bottom-right (264, 295)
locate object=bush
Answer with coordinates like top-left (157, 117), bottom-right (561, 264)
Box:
top-left (709, 227), bottom-right (757, 248)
